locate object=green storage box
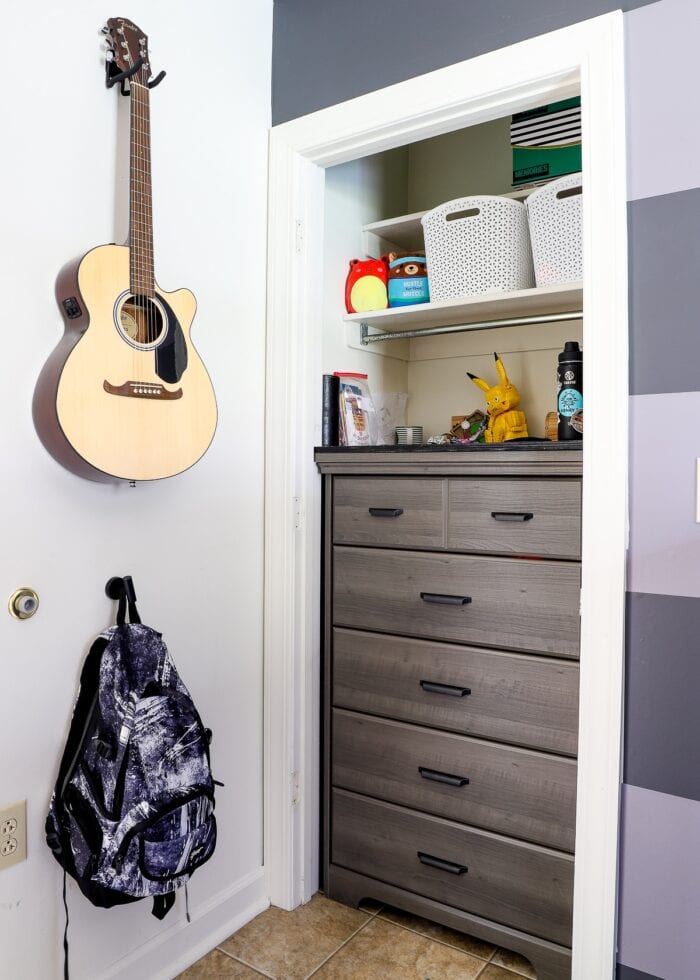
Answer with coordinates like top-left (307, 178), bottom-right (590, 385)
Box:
top-left (511, 97), bottom-right (581, 186)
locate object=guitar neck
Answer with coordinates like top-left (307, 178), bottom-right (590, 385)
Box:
top-left (129, 80), bottom-right (154, 297)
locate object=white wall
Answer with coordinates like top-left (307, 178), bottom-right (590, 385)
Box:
top-left (0, 3), bottom-right (271, 978)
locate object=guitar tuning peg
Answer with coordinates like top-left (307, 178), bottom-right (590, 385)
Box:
top-left (100, 26), bottom-right (110, 35)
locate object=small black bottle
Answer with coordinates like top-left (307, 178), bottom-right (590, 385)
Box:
top-left (557, 341), bottom-right (583, 441)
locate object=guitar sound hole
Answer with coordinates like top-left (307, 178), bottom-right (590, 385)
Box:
top-left (118, 295), bottom-right (165, 348)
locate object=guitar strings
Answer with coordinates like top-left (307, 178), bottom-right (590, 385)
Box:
top-left (126, 43), bottom-right (156, 387)
top-left (136, 76), bottom-right (145, 369)
top-left (129, 46), bottom-right (138, 385)
top-left (133, 74), bottom-right (143, 378)
top-left (140, 76), bottom-right (155, 357)
top-left (143, 76), bottom-right (153, 351)
top-left (137, 76), bottom-right (145, 363)
top-left (137, 74), bottom-right (150, 378)
top-left (132, 71), bottom-right (137, 382)
top-left (145, 77), bottom-right (154, 351)
top-left (128, 42), bottom-right (140, 384)
top-left (136, 76), bottom-right (146, 352)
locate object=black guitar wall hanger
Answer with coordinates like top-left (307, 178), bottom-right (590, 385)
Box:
top-left (105, 55), bottom-right (166, 96)
top-left (147, 70), bottom-right (166, 90)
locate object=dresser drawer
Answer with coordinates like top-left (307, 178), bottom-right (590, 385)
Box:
top-left (332, 710), bottom-right (577, 851)
top-left (447, 478), bottom-right (581, 559)
top-left (333, 547), bottom-right (581, 657)
top-left (333, 477), bottom-right (444, 549)
top-left (332, 789), bottom-right (574, 946)
top-left (333, 629), bottom-right (579, 755)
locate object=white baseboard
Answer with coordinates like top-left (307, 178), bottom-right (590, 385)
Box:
top-left (101, 868), bottom-right (268, 980)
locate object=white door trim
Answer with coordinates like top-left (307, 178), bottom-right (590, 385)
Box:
top-left (264, 13), bottom-right (628, 979)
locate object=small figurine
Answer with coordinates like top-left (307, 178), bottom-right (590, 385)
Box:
top-left (345, 258), bottom-right (388, 314)
top-left (467, 353), bottom-right (528, 443)
top-left (449, 410), bottom-right (487, 443)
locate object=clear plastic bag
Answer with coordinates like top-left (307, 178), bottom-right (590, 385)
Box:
top-left (336, 373), bottom-right (378, 446)
top-left (373, 392), bottom-right (409, 445)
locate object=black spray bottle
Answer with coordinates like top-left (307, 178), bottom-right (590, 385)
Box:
top-left (557, 341), bottom-right (583, 440)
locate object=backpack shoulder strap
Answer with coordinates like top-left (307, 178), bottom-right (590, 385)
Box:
top-left (112, 576), bottom-right (142, 626)
top-left (53, 634), bottom-right (110, 802)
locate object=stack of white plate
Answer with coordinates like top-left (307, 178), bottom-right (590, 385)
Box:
top-left (395, 426), bottom-right (423, 445)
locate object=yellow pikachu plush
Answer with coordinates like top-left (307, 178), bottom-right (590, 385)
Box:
top-left (467, 353), bottom-right (529, 443)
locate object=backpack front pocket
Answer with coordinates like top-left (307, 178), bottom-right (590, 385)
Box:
top-left (140, 812), bottom-right (216, 881)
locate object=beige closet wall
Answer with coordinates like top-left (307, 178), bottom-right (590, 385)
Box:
top-left (404, 122), bottom-right (582, 439)
top-left (406, 322), bottom-right (582, 439)
top-left (406, 119), bottom-right (513, 210)
top-left (323, 120), bottom-right (582, 441)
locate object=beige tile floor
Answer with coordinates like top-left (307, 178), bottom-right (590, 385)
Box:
top-left (177, 893), bottom-right (537, 980)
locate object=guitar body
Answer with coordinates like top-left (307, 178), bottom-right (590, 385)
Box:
top-left (34, 245), bottom-right (217, 483)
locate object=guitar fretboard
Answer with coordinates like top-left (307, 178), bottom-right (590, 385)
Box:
top-left (129, 80), bottom-right (154, 296)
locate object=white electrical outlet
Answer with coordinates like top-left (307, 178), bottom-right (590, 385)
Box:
top-left (0, 801), bottom-right (26, 871)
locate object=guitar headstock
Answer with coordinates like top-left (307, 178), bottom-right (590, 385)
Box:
top-left (103, 17), bottom-right (152, 87)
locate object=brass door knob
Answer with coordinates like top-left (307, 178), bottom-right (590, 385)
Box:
top-left (8, 588), bottom-right (39, 620)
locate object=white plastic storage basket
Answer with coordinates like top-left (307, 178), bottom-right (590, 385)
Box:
top-left (421, 196), bottom-right (534, 301)
top-left (526, 172), bottom-right (583, 286)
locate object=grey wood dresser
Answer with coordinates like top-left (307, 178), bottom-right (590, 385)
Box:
top-left (315, 445), bottom-right (583, 980)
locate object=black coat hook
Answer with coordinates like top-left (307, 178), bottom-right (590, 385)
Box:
top-left (106, 576), bottom-right (141, 625)
top-left (105, 575), bottom-right (137, 604)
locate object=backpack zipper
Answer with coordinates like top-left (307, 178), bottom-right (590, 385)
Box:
top-left (59, 689), bottom-right (100, 803)
top-left (111, 743), bottom-right (131, 818)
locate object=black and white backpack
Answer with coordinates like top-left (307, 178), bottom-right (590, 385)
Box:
top-left (46, 583), bottom-right (217, 929)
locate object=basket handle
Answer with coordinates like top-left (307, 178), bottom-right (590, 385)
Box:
top-left (556, 185), bottom-right (582, 201)
top-left (446, 206), bottom-right (480, 222)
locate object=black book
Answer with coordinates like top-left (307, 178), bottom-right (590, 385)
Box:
top-left (321, 375), bottom-right (340, 446)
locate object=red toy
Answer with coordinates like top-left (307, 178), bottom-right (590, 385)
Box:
top-left (344, 258), bottom-right (388, 314)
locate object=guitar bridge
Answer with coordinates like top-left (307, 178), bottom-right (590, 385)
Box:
top-left (103, 380), bottom-right (182, 400)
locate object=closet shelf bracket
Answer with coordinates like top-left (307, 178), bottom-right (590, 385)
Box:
top-left (360, 310), bottom-right (583, 346)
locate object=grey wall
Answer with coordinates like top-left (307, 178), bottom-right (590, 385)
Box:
top-left (273, 1), bottom-right (700, 978)
top-left (272, 0), bottom-right (655, 125)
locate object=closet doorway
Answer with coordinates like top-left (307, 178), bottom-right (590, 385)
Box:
top-left (264, 13), bottom-right (628, 980)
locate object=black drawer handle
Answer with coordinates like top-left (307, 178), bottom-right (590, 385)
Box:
top-left (420, 592), bottom-right (471, 606)
top-left (368, 507), bottom-right (404, 518)
top-left (417, 851), bottom-right (467, 875)
top-left (491, 511), bottom-right (534, 522)
top-left (419, 766), bottom-right (469, 787)
top-left (420, 680), bottom-right (471, 697)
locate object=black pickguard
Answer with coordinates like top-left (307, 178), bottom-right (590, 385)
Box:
top-left (155, 294), bottom-right (188, 383)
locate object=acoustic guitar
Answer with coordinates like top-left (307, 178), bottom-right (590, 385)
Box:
top-left (33, 17), bottom-right (217, 483)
